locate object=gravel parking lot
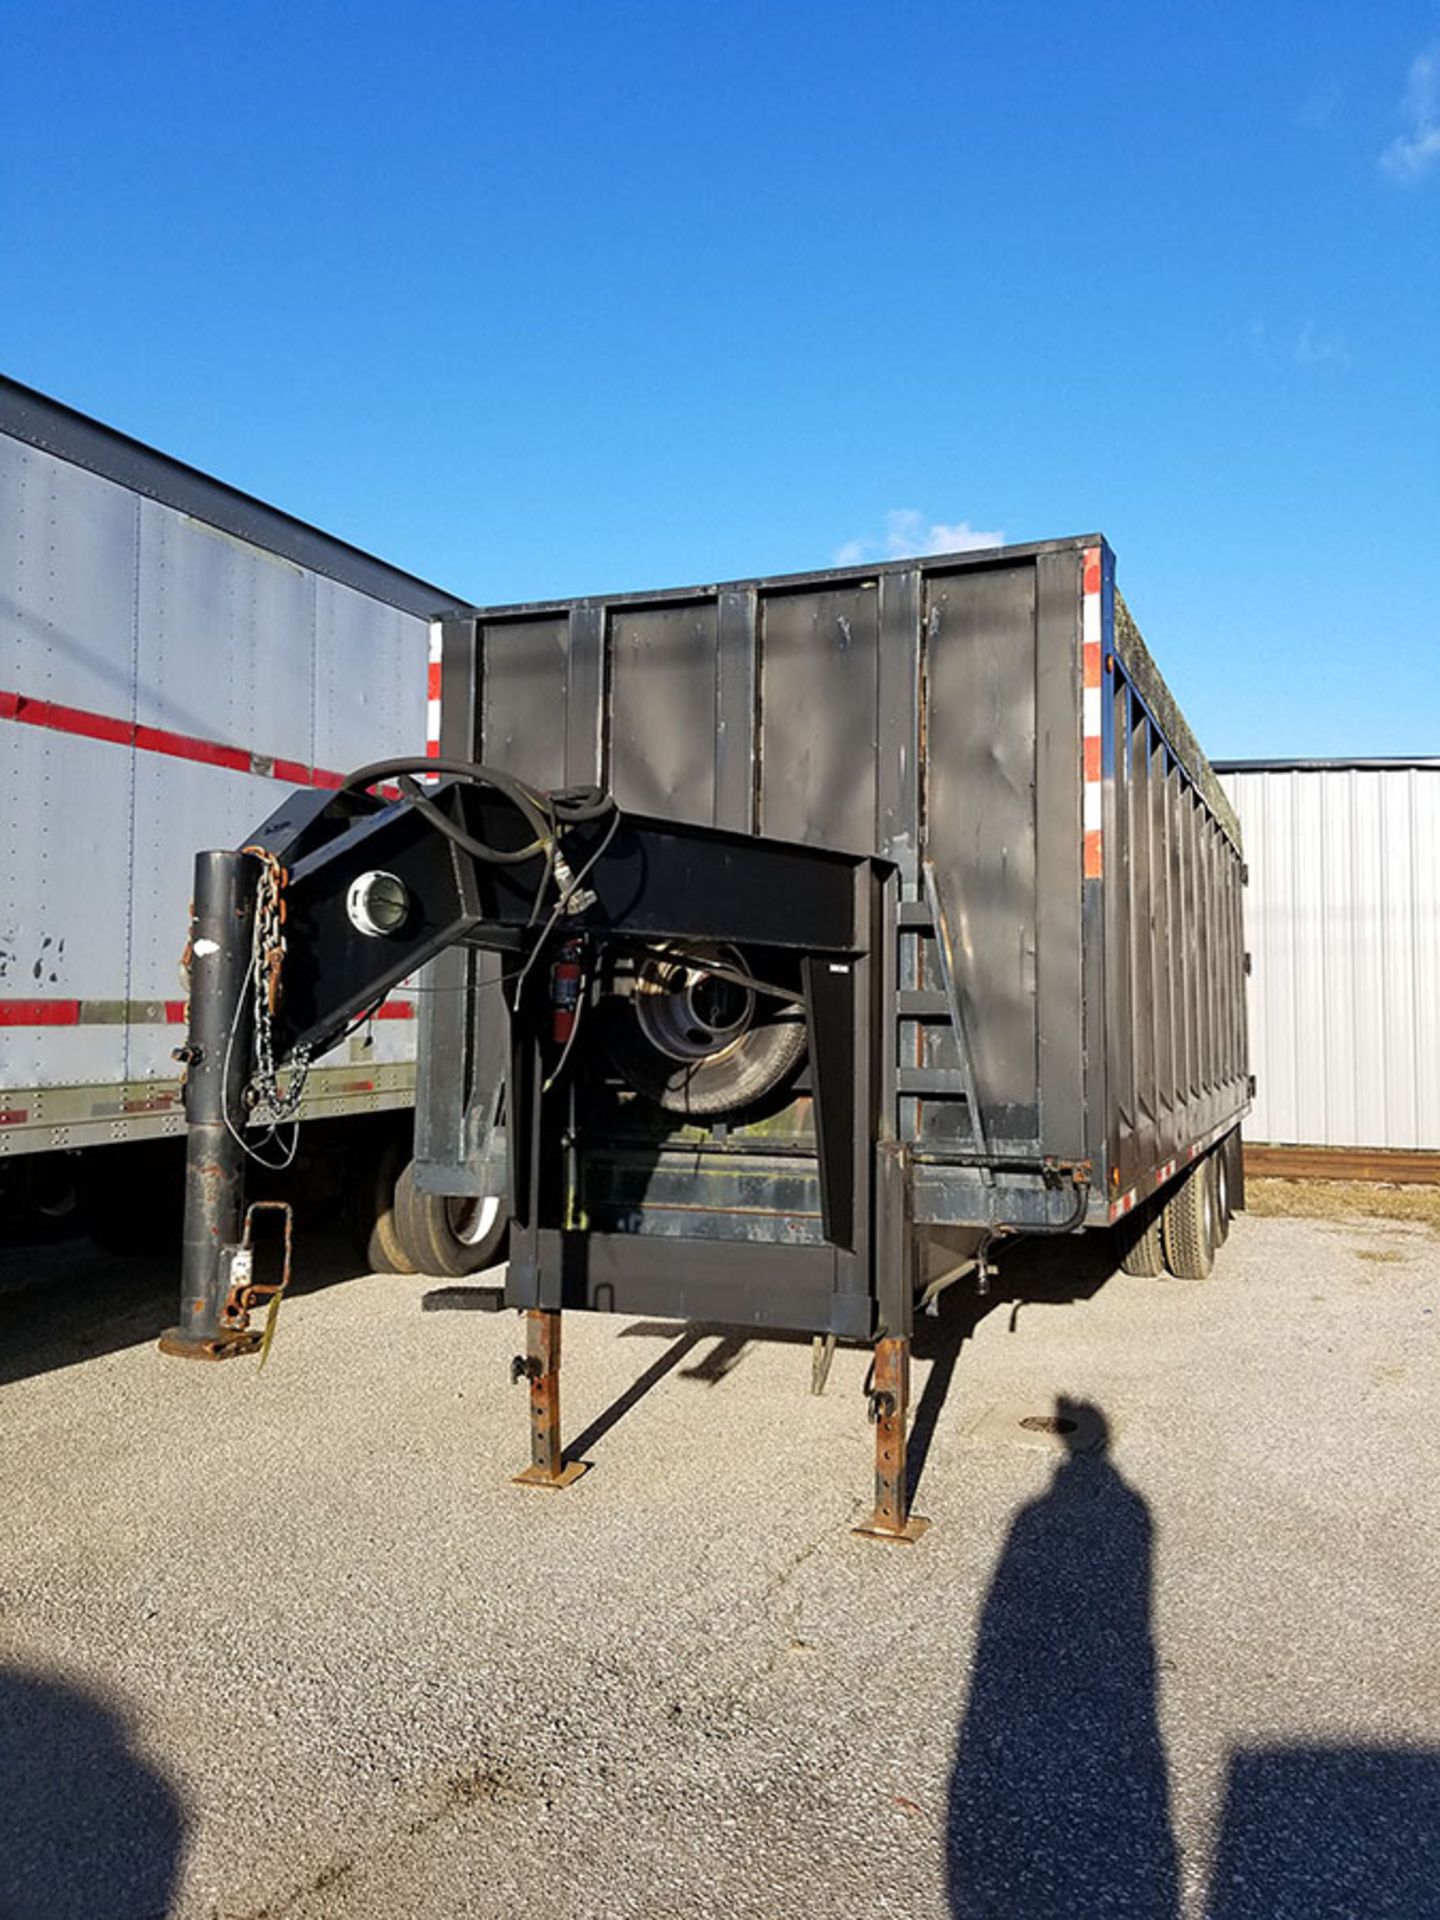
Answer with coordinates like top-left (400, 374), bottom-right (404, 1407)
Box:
top-left (2, 1201), bottom-right (1438, 1919)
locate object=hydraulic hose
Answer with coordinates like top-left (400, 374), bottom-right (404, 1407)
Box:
top-left (340, 756), bottom-right (615, 866)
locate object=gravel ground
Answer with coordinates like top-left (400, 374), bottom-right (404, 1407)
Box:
top-left (2, 1205), bottom-right (1438, 1919)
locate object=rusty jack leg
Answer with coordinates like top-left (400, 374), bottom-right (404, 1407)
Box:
top-left (852, 1335), bottom-right (930, 1543)
top-left (512, 1308), bottom-right (589, 1489)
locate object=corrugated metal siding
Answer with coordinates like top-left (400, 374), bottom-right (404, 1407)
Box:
top-left (1220, 766), bottom-right (1440, 1149)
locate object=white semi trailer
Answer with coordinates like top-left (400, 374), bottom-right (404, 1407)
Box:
top-left (0, 375), bottom-right (495, 1264)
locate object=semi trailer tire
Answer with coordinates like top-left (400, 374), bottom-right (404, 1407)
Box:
top-left (1210, 1147), bottom-right (1232, 1247)
top-left (393, 1161), bottom-right (509, 1277)
top-left (348, 1129), bottom-right (417, 1275)
top-left (1160, 1161), bottom-right (1216, 1280)
top-left (1114, 1198), bottom-right (1165, 1277)
top-left (1223, 1126), bottom-right (1245, 1212)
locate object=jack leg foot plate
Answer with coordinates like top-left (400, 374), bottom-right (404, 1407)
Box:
top-left (158, 1328), bottom-right (262, 1362)
top-left (511, 1460), bottom-right (590, 1491)
top-left (852, 1513), bottom-right (931, 1544)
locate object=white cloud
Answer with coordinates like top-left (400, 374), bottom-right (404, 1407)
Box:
top-left (1294, 321), bottom-right (1350, 370)
top-left (1380, 47), bottom-right (1440, 182)
top-left (835, 509), bottom-right (1004, 566)
top-left (1244, 314), bottom-right (1350, 372)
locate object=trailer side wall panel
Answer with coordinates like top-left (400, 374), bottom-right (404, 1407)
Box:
top-left (430, 538), bottom-right (1247, 1229)
top-left (1, 379), bottom-right (454, 1156)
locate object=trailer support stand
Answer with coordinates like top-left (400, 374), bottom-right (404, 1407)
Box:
top-left (512, 1308), bottom-right (588, 1489)
top-left (160, 849), bottom-right (260, 1362)
top-left (853, 1336), bottom-right (929, 1543)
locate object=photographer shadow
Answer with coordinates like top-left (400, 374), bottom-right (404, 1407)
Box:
top-left (944, 1394), bottom-right (1440, 1917)
top-left (946, 1397), bottom-right (1179, 1918)
top-left (0, 1665), bottom-right (186, 1919)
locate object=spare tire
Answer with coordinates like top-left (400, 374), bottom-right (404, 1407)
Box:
top-left (606, 945), bottom-right (807, 1118)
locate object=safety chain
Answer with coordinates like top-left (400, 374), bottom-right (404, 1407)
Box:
top-left (242, 846), bottom-right (313, 1126)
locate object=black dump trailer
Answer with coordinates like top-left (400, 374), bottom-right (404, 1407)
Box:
top-left (166, 535), bottom-right (1248, 1539)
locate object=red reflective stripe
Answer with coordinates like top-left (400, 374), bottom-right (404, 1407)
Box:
top-left (134, 723), bottom-right (251, 773)
top-left (376, 1002), bottom-right (415, 1020)
top-left (45, 700), bottom-right (132, 746)
top-left (1083, 736), bottom-right (1102, 783)
top-left (1083, 830), bottom-right (1103, 880)
top-left (8, 694), bottom-right (132, 747)
top-left (1083, 547), bottom-right (1102, 595)
top-left (427, 661), bottom-right (443, 700)
top-left (164, 1001), bottom-right (188, 1023)
top-left (1082, 641), bottom-right (1103, 689)
top-left (0, 687), bottom-right (401, 793)
top-left (0, 999), bottom-right (81, 1026)
top-left (0, 1109), bottom-right (30, 1125)
top-left (425, 737), bottom-right (441, 759)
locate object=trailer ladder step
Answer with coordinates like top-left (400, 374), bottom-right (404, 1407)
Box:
top-left (894, 863), bottom-right (994, 1178)
top-left (896, 1067), bottom-right (973, 1098)
top-left (897, 989), bottom-right (951, 1017)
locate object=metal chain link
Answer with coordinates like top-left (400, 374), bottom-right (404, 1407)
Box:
top-left (242, 847), bottom-right (312, 1126)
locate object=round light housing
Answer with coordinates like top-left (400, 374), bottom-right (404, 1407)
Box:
top-left (346, 870), bottom-right (410, 938)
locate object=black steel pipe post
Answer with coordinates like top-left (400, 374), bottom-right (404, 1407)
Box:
top-left (159, 850), bottom-right (261, 1361)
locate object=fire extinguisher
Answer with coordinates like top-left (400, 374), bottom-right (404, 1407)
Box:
top-left (551, 938), bottom-right (583, 1044)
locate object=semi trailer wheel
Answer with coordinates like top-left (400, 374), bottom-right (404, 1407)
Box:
top-left (348, 1128), bottom-right (417, 1275)
top-left (1114, 1197), bottom-right (1165, 1277)
top-left (393, 1161), bottom-right (508, 1277)
top-left (607, 944), bottom-right (807, 1118)
top-left (1160, 1160), bottom-right (1216, 1280)
top-left (1223, 1126), bottom-right (1245, 1213)
top-left (1210, 1146), bottom-right (1232, 1247)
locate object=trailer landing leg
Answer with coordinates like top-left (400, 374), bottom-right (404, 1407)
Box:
top-left (853, 1336), bottom-right (930, 1543)
top-left (511, 1309), bottom-right (589, 1490)
top-left (161, 849), bottom-right (261, 1364)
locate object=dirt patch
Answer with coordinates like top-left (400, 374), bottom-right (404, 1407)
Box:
top-left (1247, 1178), bottom-right (1440, 1235)
top-left (445, 1763), bottom-right (523, 1809)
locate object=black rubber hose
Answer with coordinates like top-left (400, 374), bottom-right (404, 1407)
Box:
top-left (394, 776), bottom-right (547, 867)
top-left (546, 784), bottom-right (613, 823)
top-left (343, 756), bottom-right (612, 826)
top-left (341, 756), bottom-right (615, 867)
top-left (1001, 1180), bottom-right (1091, 1236)
top-left (343, 755), bottom-right (554, 850)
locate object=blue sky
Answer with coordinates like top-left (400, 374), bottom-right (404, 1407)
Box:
top-left (3, 1), bottom-right (1437, 758)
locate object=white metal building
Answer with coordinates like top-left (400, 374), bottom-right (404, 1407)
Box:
top-left (1216, 760), bottom-right (1440, 1152)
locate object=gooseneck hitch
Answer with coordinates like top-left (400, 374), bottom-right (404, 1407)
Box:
top-left (162, 761), bottom-right (941, 1540)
